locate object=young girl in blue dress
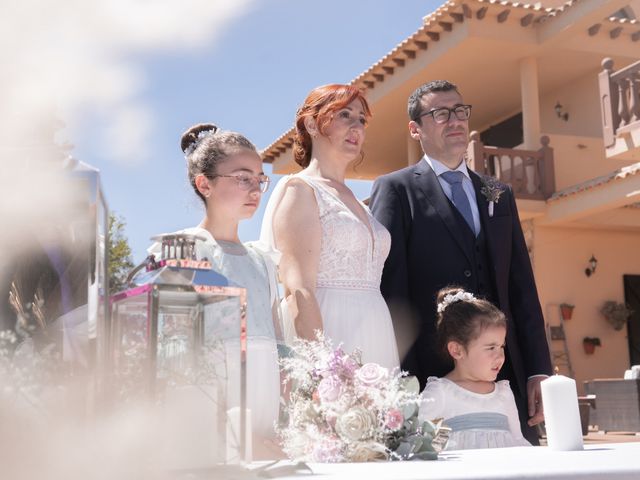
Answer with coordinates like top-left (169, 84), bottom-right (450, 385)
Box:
top-left (418, 286), bottom-right (531, 450)
top-left (152, 124), bottom-right (283, 458)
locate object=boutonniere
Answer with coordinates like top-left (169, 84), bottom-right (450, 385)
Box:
top-left (480, 177), bottom-right (505, 217)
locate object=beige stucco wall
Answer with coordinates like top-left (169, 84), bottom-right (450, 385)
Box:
top-left (536, 74), bottom-right (634, 191)
top-left (532, 225), bottom-right (640, 394)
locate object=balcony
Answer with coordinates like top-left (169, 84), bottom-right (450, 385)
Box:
top-left (599, 58), bottom-right (640, 161)
top-left (466, 132), bottom-right (555, 202)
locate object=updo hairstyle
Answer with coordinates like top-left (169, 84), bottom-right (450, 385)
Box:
top-left (435, 286), bottom-right (507, 359)
top-left (181, 123), bottom-right (257, 204)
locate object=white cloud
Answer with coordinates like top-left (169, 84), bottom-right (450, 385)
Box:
top-left (103, 104), bottom-right (154, 165)
top-left (0, 0), bottom-right (256, 164)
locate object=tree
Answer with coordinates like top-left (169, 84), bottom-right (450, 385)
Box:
top-left (108, 213), bottom-right (134, 295)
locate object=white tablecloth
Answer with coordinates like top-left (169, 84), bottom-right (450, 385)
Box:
top-left (253, 443), bottom-right (640, 479)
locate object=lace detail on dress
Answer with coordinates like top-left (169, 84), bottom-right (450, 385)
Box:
top-left (295, 174), bottom-right (391, 290)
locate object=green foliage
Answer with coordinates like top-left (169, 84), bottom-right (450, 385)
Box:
top-left (108, 213), bottom-right (134, 295)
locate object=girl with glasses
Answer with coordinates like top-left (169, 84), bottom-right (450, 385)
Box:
top-left (150, 123), bottom-right (283, 459)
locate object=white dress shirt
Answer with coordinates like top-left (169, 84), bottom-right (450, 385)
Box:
top-left (423, 155), bottom-right (481, 236)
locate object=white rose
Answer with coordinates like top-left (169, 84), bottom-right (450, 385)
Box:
top-left (349, 441), bottom-right (389, 462)
top-left (335, 406), bottom-right (376, 442)
top-left (355, 363), bottom-right (389, 386)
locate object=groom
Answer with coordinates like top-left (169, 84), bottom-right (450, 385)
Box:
top-left (369, 80), bottom-right (551, 444)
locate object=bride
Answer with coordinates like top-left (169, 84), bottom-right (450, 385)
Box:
top-left (260, 84), bottom-right (399, 369)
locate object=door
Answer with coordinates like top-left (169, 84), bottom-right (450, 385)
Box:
top-left (624, 275), bottom-right (640, 366)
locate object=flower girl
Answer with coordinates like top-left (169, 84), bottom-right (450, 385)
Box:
top-left (418, 286), bottom-right (531, 450)
top-left (151, 124), bottom-right (283, 457)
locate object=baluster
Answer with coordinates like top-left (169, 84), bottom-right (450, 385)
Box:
top-left (618, 78), bottom-right (630, 127)
top-left (630, 72), bottom-right (640, 123)
top-left (504, 154), bottom-right (512, 185)
top-left (533, 155), bottom-right (541, 195)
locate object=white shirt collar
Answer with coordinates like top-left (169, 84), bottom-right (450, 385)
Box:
top-left (423, 154), bottom-right (471, 180)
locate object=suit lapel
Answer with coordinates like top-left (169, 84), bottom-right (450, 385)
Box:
top-left (413, 161), bottom-right (473, 264)
top-left (470, 171), bottom-right (499, 270)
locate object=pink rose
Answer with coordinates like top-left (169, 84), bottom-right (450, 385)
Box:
top-left (384, 409), bottom-right (404, 431)
top-left (355, 363), bottom-right (389, 386)
top-left (317, 376), bottom-right (342, 403)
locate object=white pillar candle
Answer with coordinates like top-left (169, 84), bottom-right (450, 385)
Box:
top-left (541, 375), bottom-right (584, 451)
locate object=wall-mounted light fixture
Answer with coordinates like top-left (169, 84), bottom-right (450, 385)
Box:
top-left (585, 255), bottom-right (598, 277)
top-left (555, 102), bottom-right (569, 121)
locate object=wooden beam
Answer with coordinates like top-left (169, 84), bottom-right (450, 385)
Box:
top-left (382, 66), bottom-right (394, 75)
top-left (610, 27), bottom-right (623, 39)
top-left (426, 31), bottom-right (440, 41)
top-left (392, 58), bottom-right (405, 67)
top-left (632, 31), bottom-right (640, 42)
top-left (449, 12), bottom-right (464, 23)
top-left (462, 3), bottom-right (472, 19)
top-left (373, 73), bottom-right (384, 82)
top-left (476, 7), bottom-right (487, 20)
top-left (363, 80), bottom-right (375, 89)
top-left (439, 21), bottom-right (453, 31)
top-left (520, 14), bottom-right (534, 27)
top-left (403, 49), bottom-right (416, 59)
top-left (497, 10), bottom-right (510, 23)
top-left (588, 23), bottom-right (601, 36)
top-left (414, 40), bottom-right (428, 50)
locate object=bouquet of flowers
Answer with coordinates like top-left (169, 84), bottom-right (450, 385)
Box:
top-left (278, 334), bottom-right (446, 462)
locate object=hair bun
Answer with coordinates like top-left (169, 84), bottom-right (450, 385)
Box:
top-left (180, 123), bottom-right (218, 155)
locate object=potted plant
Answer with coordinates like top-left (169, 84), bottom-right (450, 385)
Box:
top-left (559, 303), bottom-right (575, 320)
top-left (600, 301), bottom-right (634, 331)
top-left (582, 337), bottom-right (601, 355)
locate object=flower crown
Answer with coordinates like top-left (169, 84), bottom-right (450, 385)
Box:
top-left (437, 291), bottom-right (475, 313)
top-left (184, 127), bottom-right (218, 157)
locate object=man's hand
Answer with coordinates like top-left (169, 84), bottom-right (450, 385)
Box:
top-left (527, 376), bottom-right (546, 426)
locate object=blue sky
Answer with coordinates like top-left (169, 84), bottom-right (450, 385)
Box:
top-left (70, 0), bottom-right (441, 262)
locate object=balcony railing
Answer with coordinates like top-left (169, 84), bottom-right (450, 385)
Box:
top-left (599, 58), bottom-right (640, 148)
top-left (467, 132), bottom-right (555, 200)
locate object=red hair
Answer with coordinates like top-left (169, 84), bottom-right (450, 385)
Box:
top-left (293, 84), bottom-right (372, 167)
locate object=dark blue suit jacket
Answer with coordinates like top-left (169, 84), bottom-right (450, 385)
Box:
top-left (370, 160), bottom-right (552, 400)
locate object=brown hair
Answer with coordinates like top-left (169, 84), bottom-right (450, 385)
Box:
top-left (435, 286), bottom-right (507, 359)
top-left (408, 80), bottom-right (460, 124)
top-left (181, 123), bottom-right (257, 204)
top-left (293, 84), bottom-right (372, 168)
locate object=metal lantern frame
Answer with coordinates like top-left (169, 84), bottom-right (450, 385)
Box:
top-left (109, 238), bottom-right (249, 465)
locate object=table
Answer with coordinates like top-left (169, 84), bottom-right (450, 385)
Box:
top-left (251, 443), bottom-right (640, 479)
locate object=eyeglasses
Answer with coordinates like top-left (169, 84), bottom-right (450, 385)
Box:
top-left (206, 173), bottom-right (271, 193)
top-left (416, 104), bottom-right (472, 124)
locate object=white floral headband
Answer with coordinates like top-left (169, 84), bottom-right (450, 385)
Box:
top-left (437, 291), bottom-right (476, 313)
top-left (184, 127), bottom-right (218, 157)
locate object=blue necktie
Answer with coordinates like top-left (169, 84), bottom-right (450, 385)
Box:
top-left (440, 170), bottom-right (475, 234)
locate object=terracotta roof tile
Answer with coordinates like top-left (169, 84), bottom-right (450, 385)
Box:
top-left (548, 162), bottom-right (640, 202)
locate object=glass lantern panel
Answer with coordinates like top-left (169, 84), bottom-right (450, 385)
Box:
top-left (156, 288), bottom-right (246, 466)
top-left (111, 290), bottom-right (151, 397)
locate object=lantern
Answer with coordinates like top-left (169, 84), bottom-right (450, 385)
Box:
top-left (110, 233), bottom-right (248, 466)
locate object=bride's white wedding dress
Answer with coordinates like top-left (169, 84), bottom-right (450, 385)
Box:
top-left (260, 173), bottom-right (399, 369)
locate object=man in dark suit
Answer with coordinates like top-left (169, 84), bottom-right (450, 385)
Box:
top-left (369, 80), bottom-right (551, 444)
